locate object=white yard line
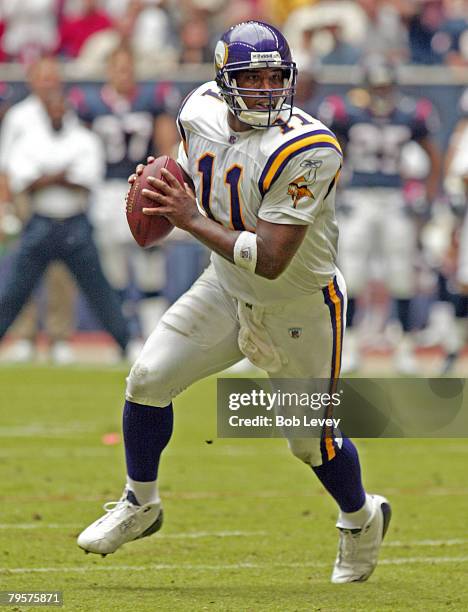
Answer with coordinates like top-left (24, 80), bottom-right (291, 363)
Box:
top-left (2, 556), bottom-right (468, 574)
top-left (386, 539), bottom-right (468, 547)
top-left (0, 524), bottom-right (466, 550)
top-left (0, 424), bottom-right (95, 437)
top-left (0, 449), bottom-right (112, 458)
top-left (2, 488), bottom-right (468, 504)
top-left (0, 525), bottom-right (266, 538)
top-left (0, 524), bottom-right (79, 529)
top-left (158, 530), bottom-right (268, 539)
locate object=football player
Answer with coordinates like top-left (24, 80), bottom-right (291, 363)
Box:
top-left (70, 45), bottom-right (180, 340)
top-left (78, 22), bottom-right (391, 584)
top-left (320, 62), bottom-right (442, 373)
top-left (439, 88), bottom-right (468, 372)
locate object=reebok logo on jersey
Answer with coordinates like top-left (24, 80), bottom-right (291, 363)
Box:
top-left (300, 159), bottom-right (322, 182)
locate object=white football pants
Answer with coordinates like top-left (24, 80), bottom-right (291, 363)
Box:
top-left (90, 179), bottom-right (166, 293)
top-left (126, 264), bottom-right (347, 466)
top-left (338, 188), bottom-right (417, 298)
top-left (457, 209), bottom-right (468, 287)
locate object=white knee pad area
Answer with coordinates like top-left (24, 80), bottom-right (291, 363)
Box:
top-left (287, 438), bottom-right (323, 467)
top-left (125, 359), bottom-right (182, 408)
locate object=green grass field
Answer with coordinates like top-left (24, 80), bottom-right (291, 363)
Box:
top-left (1, 366), bottom-right (468, 611)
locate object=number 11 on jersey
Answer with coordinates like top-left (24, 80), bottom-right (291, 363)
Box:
top-left (198, 153), bottom-right (246, 230)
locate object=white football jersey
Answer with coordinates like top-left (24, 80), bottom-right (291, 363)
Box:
top-left (177, 81), bottom-right (342, 305)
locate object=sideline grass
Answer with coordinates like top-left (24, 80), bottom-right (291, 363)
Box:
top-left (1, 366), bottom-right (467, 611)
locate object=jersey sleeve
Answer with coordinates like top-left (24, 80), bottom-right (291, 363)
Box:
top-left (176, 140), bottom-right (189, 174)
top-left (176, 85), bottom-right (214, 176)
top-left (152, 82), bottom-right (181, 117)
top-left (258, 137), bottom-right (342, 226)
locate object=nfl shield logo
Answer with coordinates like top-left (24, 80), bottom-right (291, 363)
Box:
top-left (288, 328), bottom-right (302, 339)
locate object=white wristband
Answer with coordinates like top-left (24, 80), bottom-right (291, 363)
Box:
top-left (233, 231), bottom-right (257, 273)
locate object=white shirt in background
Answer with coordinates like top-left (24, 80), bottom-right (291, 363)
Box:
top-left (8, 114), bottom-right (105, 219)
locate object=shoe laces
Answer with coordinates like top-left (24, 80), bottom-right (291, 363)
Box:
top-left (100, 496), bottom-right (143, 534)
top-left (102, 489), bottom-right (136, 516)
top-left (337, 528), bottom-right (362, 563)
top-left (103, 499), bottom-right (131, 514)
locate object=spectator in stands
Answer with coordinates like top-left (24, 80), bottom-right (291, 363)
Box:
top-left (319, 22), bottom-right (364, 65)
top-left (0, 18), bottom-right (6, 62)
top-left (1, 0), bottom-right (59, 63)
top-left (261, 0), bottom-right (317, 27)
top-left (117, 0), bottom-right (178, 70)
top-left (217, 0), bottom-right (261, 32)
top-left (57, 0), bottom-right (114, 59)
top-left (0, 90), bottom-right (131, 358)
top-left (283, 1), bottom-right (368, 66)
top-left (440, 0), bottom-right (468, 66)
top-left (74, 0), bottom-right (179, 76)
top-left (358, 0), bottom-right (411, 63)
top-left (408, 0), bottom-right (468, 65)
top-left (0, 56), bottom-right (78, 363)
top-left (179, 10), bottom-right (213, 64)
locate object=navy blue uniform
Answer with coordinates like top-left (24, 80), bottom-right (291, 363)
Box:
top-left (320, 93), bottom-right (436, 189)
top-left (70, 82), bottom-right (179, 179)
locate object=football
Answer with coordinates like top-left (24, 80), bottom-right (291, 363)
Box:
top-left (125, 155), bottom-right (185, 248)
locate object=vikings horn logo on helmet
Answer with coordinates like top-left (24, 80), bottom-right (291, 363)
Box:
top-left (214, 41), bottom-right (229, 70)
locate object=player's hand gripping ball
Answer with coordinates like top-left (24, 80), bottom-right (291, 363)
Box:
top-left (126, 155), bottom-right (185, 248)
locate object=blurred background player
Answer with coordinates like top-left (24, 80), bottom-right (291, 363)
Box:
top-left (70, 45), bottom-right (179, 341)
top-left (438, 87), bottom-right (468, 372)
top-left (0, 56), bottom-right (78, 363)
top-left (320, 61), bottom-right (441, 374)
top-left (0, 89), bottom-right (131, 356)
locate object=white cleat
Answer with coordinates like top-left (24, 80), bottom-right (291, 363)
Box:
top-left (3, 339), bottom-right (35, 363)
top-left (340, 330), bottom-right (361, 374)
top-left (393, 348), bottom-right (419, 375)
top-left (340, 350), bottom-right (361, 375)
top-left (331, 494), bottom-right (392, 584)
top-left (50, 341), bottom-right (75, 365)
top-left (77, 489), bottom-right (163, 555)
top-left (393, 335), bottom-right (419, 375)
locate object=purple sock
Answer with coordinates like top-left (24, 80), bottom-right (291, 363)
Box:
top-left (123, 400), bottom-right (173, 482)
top-left (312, 437), bottom-right (366, 512)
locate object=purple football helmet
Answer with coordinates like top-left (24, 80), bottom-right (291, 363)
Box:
top-left (214, 21), bottom-right (297, 129)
